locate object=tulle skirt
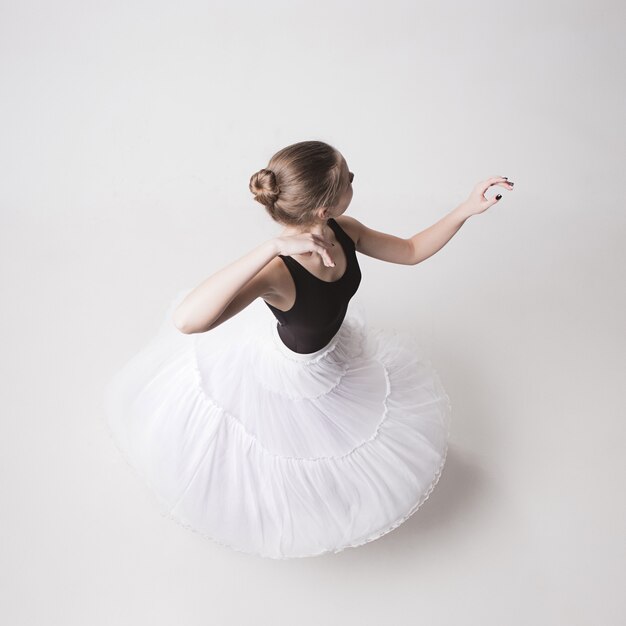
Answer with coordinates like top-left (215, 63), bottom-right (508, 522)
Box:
top-left (104, 288), bottom-right (452, 559)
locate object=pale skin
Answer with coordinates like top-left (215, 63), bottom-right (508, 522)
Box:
top-left (172, 154), bottom-right (515, 334)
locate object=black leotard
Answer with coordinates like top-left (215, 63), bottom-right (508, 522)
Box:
top-left (264, 217), bottom-right (362, 354)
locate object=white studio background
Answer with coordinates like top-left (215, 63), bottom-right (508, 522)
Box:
top-left (1, 1), bottom-right (624, 625)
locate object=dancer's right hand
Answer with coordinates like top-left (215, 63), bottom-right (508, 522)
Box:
top-left (274, 233), bottom-right (336, 267)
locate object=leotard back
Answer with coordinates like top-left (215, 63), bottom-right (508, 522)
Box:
top-left (264, 217), bottom-right (362, 354)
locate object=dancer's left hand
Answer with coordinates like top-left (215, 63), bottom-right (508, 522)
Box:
top-left (458, 176), bottom-right (514, 218)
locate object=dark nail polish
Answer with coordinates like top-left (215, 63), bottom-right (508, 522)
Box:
top-left (496, 194), bottom-right (502, 200)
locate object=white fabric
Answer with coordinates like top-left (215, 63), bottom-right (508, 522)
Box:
top-left (104, 288), bottom-right (452, 559)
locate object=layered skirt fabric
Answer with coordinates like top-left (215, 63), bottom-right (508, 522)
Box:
top-left (104, 289), bottom-right (452, 559)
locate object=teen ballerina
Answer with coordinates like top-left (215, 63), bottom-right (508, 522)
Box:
top-left (104, 140), bottom-right (514, 559)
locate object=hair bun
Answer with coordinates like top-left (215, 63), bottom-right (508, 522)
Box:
top-left (249, 168), bottom-right (280, 207)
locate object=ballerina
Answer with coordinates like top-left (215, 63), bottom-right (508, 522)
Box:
top-left (104, 139), bottom-right (513, 559)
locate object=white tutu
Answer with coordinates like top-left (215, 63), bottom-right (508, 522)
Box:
top-left (104, 288), bottom-right (452, 559)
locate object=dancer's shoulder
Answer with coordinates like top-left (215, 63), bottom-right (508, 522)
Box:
top-left (333, 215), bottom-right (361, 247)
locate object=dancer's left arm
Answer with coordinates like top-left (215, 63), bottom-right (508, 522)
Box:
top-left (342, 176), bottom-right (513, 265)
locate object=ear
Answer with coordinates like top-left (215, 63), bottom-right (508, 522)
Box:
top-left (316, 207), bottom-right (330, 220)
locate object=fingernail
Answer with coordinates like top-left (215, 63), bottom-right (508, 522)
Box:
top-left (496, 194), bottom-right (502, 200)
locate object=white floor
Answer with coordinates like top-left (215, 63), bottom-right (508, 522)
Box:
top-left (2, 1), bottom-right (624, 624)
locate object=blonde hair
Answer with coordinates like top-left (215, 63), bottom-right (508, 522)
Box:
top-left (249, 140), bottom-right (348, 227)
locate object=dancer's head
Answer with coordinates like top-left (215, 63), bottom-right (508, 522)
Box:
top-left (249, 140), bottom-right (354, 229)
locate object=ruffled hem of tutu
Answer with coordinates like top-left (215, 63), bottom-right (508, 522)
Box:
top-left (169, 432), bottom-right (449, 560)
top-left (104, 366), bottom-right (452, 560)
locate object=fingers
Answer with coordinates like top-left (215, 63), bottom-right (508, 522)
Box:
top-left (479, 176), bottom-right (506, 191)
top-left (308, 234), bottom-right (335, 266)
top-left (490, 176), bottom-right (514, 188)
top-left (478, 177), bottom-right (514, 198)
top-left (493, 176), bottom-right (514, 189)
top-left (312, 240), bottom-right (334, 266)
top-left (317, 246), bottom-right (335, 266)
top-left (310, 233), bottom-right (333, 247)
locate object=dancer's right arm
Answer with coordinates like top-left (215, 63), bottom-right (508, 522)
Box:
top-left (173, 233), bottom-right (334, 334)
top-left (172, 239), bottom-right (279, 334)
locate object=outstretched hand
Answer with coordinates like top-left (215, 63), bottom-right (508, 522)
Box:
top-left (460, 176), bottom-right (514, 218)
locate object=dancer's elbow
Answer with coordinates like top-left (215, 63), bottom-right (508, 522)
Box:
top-left (172, 311), bottom-right (196, 334)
